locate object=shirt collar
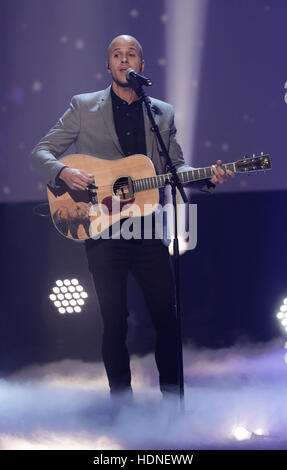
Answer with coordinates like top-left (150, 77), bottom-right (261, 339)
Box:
top-left (111, 87), bottom-right (144, 107)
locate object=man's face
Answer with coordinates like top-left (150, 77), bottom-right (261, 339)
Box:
top-left (107, 38), bottom-right (144, 87)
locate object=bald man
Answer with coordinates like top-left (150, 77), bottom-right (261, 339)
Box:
top-left (30, 35), bottom-right (232, 399)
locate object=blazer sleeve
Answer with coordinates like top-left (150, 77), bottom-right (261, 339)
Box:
top-left (30, 96), bottom-right (81, 188)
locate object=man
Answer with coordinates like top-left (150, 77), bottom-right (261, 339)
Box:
top-left (30, 35), bottom-right (232, 398)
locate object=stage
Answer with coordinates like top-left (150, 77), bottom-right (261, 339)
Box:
top-left (0, 340), bottom-right (286, 450)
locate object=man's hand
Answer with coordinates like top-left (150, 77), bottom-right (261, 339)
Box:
top-left (59, 167), bottom-right (94, 190)
top-left (210, 159), bottom-right (234, 184)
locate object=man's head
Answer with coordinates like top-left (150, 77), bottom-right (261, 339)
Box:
top-left (107, 35), bottom-right (144, 87)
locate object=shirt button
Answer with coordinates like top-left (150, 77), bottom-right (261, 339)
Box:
top-left (126, 131), bottom-right (131, 136)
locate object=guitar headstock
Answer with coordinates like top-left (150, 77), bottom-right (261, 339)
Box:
top-left (235, 154), bottom-right (271, 173)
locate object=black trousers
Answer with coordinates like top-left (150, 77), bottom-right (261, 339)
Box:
top-left (85, 238), bottom-right (179, 394)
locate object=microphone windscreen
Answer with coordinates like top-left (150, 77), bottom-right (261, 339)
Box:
top-left (125, 68), bottom-right (134, 80)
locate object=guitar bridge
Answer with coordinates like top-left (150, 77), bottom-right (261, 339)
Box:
top-left (88, 183), bottom-right (98, 204)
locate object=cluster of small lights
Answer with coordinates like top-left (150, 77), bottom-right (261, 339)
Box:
top-left (49, 279), bottom-right (88, 314)
top-left (232, 426), bottom-right (266, 441)
top-left (276, 298), bottom-right (287, 332)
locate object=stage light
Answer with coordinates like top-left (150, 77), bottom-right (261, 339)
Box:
top-left (276, 297), bottom-right (287, 332)
top-left (168, 236), bottom-right (189, 256)
top-left (232, 426), bottom-right (252, 441)
top-left (49, 279), bottom-right (88, 314)
top-left (166, 0), bottom-right (208, 164)
top-left (254, 428), bottom-right (264, 436)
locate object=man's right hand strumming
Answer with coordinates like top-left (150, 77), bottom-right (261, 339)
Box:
top-left (59, 168), bottom-right (94, 191)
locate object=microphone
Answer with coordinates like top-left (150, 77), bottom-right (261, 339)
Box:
top-left (125, 68), bottom-right (152, 87)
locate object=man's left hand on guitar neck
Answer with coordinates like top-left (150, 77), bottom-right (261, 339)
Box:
top-left (210, 159), bottom-right (235, 185)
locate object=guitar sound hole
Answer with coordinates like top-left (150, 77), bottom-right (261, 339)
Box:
top-left (113, 177), bottom-right (133, 201)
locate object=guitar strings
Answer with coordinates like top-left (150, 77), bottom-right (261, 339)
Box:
top-left (83, 161), bottom-right (245, 193)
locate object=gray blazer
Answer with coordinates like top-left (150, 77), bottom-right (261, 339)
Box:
top-left (30, 85), bottom-right (213, 193)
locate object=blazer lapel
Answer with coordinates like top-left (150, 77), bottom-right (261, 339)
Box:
top-left (99, 85), bottom-right (124, 156)
top-left (143, 98), bottom-right (160, 158)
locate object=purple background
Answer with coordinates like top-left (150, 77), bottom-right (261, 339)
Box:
top-left (0, 0), bottom-right (286, 201)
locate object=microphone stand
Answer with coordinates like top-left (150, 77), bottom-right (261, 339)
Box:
top-left (133, 79), bottom-right (188, 411)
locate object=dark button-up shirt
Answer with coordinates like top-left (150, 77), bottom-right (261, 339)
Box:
top-left (111, 87), bottom-right (146, 157)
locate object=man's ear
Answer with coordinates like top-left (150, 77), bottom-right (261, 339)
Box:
top-left (140, 60), bottom-right (145, 73)
top-left (106, 62), bottom-right (111, 73)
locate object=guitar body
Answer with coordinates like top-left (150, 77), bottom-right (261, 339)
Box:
top-left (47, 154), bottom-right (159, 241)
top-left (47, 151), bottom-right (271, 241)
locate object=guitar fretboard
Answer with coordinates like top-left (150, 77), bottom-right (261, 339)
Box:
top-left (133, 163), bottom-right (235, 193)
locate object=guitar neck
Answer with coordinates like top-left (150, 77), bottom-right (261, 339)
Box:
top-left (133, 162), bottom-right (236, 192)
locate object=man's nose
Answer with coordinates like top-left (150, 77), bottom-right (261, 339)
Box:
top-left (121, 56), bottom-right (128, 63)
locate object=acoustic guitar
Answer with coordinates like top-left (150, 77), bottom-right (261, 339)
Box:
top-left (47, 153), bottom-right (271, 241)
